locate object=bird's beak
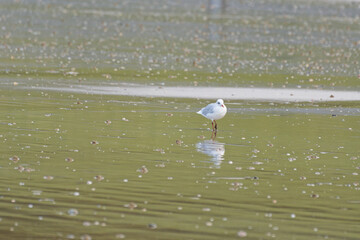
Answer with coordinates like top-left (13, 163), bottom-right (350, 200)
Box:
top-left (221, 105), bottom-right (224, 108)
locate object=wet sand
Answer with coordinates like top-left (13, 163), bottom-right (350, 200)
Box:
top-left (27, 84), bottom-right (360, 102)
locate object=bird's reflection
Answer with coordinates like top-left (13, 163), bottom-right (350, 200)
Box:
top-left (196, 139), bottom-right (225, 167)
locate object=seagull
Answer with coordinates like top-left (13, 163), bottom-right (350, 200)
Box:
top-left (197, 99), bottom-right (227, 131)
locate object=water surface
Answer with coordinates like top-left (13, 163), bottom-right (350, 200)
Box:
top-left (1, 89), bottom-right (359, 239)
top-left (0, 0), bottom-right (360, 239)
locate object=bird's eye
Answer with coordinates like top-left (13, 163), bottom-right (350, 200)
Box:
top-left (217, 102), bottom-right (220, 104)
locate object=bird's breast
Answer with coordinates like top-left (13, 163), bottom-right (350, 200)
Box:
top-left (212, 107), bottom-right (227, 120)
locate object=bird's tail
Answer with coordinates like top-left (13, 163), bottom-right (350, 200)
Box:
top-left (196, 110), bottom-right (202, 115)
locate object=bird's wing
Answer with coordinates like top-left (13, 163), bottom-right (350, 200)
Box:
top-left (200, 103), bottom-right (215, 115)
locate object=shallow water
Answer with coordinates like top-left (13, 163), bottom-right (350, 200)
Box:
top-left (1, 0), bottom-right (360, 239)
top-left (1, 0), bottom-right (360, 89)
top-left (1, 89), bottom-right (359, 239)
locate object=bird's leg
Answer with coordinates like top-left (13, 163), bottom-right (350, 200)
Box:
top-left (214, 120), bottom-right (217, 130)
top-left (211, 121), bottom-right (214, 131)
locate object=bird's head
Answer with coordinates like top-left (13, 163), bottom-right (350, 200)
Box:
top-left (216, 99), bottom-right (225, 108)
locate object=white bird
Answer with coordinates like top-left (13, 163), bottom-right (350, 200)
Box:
top-left (197, 99), bottom-right (227, 131)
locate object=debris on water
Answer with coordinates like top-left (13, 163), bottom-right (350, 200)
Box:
top-left (91, 140), bottom-right (99, 145)
top-left (125, 202), bottom-right (137, 210)
top-left (155, 163), bottom-right (166, 168)
top-left (64, 71), bottom-right (79, 76)
top-left (65, 157), bottom-right (74, 163)
top-left (306, 155), bottom-right (319, 160)
top-left (32, 190), bottom-right (42, 196)
top-left (83, 221), bottom-right (91, 227)
top-left (176, 140), bottom-right (183, 145)
top-left (237, 230), bottom-right (247, 237)
top-left (102, 74), bottom-right (112, 79)
top-left (13, 82), bottom-right (19, 86)
top-left (66, 234), bottom-right (75, 239)
top-left (122, 117), bottom-right (129, 122)
top-left (105, 120), bottom-right (112, 125)
top-left (166, 113), bottom-right (173, 117)
top-left (252, 149), bottom-right (260, 154)
top-left (154, 148), bottom-right (165, 154)
top-left (94, 175), bottom-right (104, 181)
top-left (198, 135), bottom-right (205, 139)
top-left (311, 194), bottom-right (319, 198)
top-left (137, 166), bottom-right (148, 174)
top-left (9, 156), bottom-right (20, 163)
top-left (148, 223), bottom-right (157, 229)
top-left (290, 213), bottom-right (296, 218)
top-left (67, 208), bottom-right (79, 216)
top-left (14, 165), bottom-right (23, 172)
top-left (80, 234), bottom-right (92, 240)
top-left (115, 233), bottom-right (126, 239)
top-left (205, 221), bottom-right (213, 226)
top-left (43, 176), bottom-right (54, 180)
top-left (229, 182), bottom-right (243, 191)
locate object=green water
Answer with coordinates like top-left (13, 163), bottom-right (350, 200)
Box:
top-left (1, 0), bottom-right (360, 239)
top-left (1, 90), bottom-right (359, 239)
